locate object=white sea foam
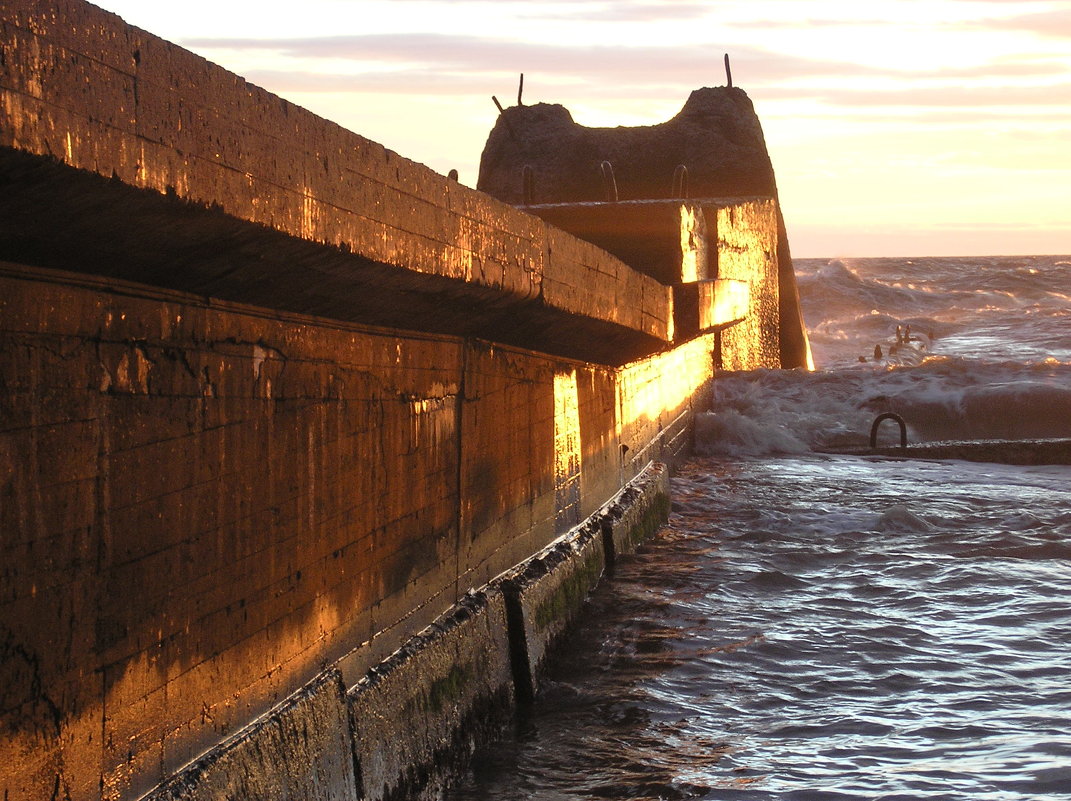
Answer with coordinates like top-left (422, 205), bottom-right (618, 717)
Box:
top-left (698, 255), bottom-right (1071, 455)
top-left (450, 255), bottom-right (1071, 801)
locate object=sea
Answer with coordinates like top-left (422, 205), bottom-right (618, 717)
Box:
top-left (447, 255), bottom-right (1071, 800)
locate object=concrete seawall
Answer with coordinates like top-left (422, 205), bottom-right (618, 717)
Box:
top-left (139, 464), bottom-right (668, 801)
top-left (0, 259), bottom-right (716, 800)
top-left (0, 2), bottom-right (802, 799)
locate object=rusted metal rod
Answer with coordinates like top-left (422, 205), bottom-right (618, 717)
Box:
top-left (724, 53), bottom-right (733, 88)
top-left (518, 73), bottom-right (525, 106)
top-left (491, 95), bottom-right (517, 140)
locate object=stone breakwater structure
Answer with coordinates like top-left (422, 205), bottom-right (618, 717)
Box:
top-left (0, 3), bottom-right (810, 800)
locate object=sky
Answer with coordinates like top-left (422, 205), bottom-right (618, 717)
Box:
top-left (93, 0), bottom-right (1071, 258)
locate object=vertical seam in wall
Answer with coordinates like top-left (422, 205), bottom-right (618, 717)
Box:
top-left (339, 670), bottom-right (365, 797)
top-left (453, 339), bottom-right (468, 603)
top-left (501, 581), bottom-right (534, 704)
top-left (94, 355), bottom-right (111, 773)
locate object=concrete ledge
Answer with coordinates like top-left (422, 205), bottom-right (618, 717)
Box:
top-left (145, 670), bottom-right (357, 801)
top-left (497, 461), bottom-right (671, 702)
top-left (0, 0), bottom-right (671, 365)
top-left (600, 462), bottom-right (671, 561)
top-left (496, 520), bottom-right (608, 702)
top-left (348, 590), bottom-right (514, 801)
top-left (118, 461), bottom-right (674, 801)
top-left (820, 438), bottom-right (1071, 465)
top-left (498, 519), bottom-right (606, 701)
top-left (673, 278), bottom-right (748, 341)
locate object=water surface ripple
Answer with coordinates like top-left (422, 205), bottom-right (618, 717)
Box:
top-left (449, 455), bottom-right (1071, 800)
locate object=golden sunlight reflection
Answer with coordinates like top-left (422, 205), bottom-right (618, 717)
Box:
top-left (679, 205), bottom-right (708, 284)
top-left (553, 368), bottom-right (581, 527)
top-left (617, 337), bottom-right (716, 434)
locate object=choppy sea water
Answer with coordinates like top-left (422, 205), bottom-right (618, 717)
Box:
top-left (448, 255), bottom-right (1071, 800)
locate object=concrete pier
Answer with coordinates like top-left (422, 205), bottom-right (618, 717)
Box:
top-left (0, 2), bottom-right (806, 799)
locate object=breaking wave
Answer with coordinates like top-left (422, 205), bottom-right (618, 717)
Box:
top-left (698, 255), bottom-right (1071, 455)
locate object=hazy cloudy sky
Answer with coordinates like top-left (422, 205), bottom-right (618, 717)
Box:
top-left (95, 0), bottom-right (1070, 258)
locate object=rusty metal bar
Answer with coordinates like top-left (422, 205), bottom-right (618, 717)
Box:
top-left (491, 95), bottom-right (517, 140)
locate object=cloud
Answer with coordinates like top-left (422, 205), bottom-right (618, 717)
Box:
top-left (976, 8), bottom-right (1071, 37)
top-left (927, 60), bottom-right (1071, 80)
top-left (318, 0), bottom-right (723, 22)
top-left (821, 109), bottom-right (1071, 125)
top-left (526, 0), bottom-right (715, 22)
top-left (185, 34), bottom-right (890, 87)
top-left (760, 83), bottom-right (1071, 108)
top-left (241, 68), bottom-right (491, 96)
top-left (186, 30), bottom-right (1069, 89)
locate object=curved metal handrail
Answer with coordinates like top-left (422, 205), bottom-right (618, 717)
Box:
top-left (672, 164), bottom-right (689, 199)
top-left (870, 413), bottom-right (907, 449)
top-left (600, 160), bottom-right (619, 203)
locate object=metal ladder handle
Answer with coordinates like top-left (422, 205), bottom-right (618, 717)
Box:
top-left (600, 161), bottom-right (619, 203)
top-left (870, 413), bottom-right (907, 449)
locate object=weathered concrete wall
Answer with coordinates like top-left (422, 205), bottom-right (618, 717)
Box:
top-left (477, 90), bottom-right (776, 204)
top-left (0, 261), bottom-right (722, 801)
top-left (349, 590), bottom-right (514, 801)
top-left (0, 3), bottom-right (793, 799)
top-left (710, 199), bottom-right (782, 370)
top-left (476, 88), bottom-right (811, 370)
top-left (0, 262), bottom-right (465, 801)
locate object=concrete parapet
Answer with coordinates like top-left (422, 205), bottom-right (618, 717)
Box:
top-left (600, 462), bottom-right (671, 561)
top-left (348, 591), bottom-right (514, 801)
top-left (145, 671), bottom-right (358, 801)
top-left (0, 0), bottom-right (669, 365)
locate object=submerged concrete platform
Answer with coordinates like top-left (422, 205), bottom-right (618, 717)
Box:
top-left (820, 438), bottom-right (1071, 465)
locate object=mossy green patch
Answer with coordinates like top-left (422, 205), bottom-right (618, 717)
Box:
top-left (429, 663), bottom-right (470, 714)
top-left (402, 662), bottom-right (472, 717)
top-left (533, 548), bottom-right (603, 631)
top-left (625, 491), bottom-right (669, 548)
